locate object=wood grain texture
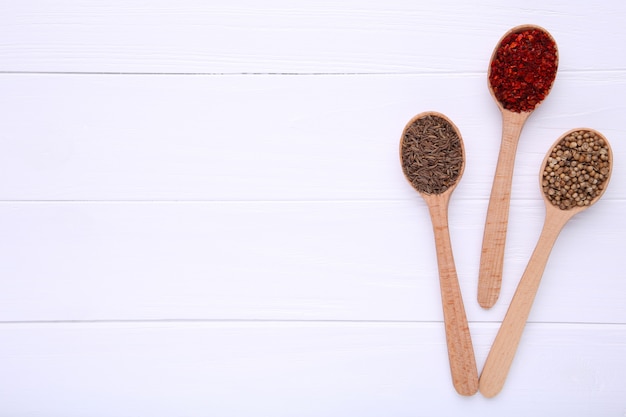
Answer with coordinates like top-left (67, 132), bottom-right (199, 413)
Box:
top-left (0, 72), bottom-right (625, 201)
top-left (1, 0), bottom-right (626, 412)
top-left (478, 24), bottom-right (558, 309)
top-left (425, 192), bottom-right (478, 396)
top-left (0, 200), bottom-right (624, 323)
top-left (480, 129), bottom-right (613, 397)
top-left (1, 0), bottom-right (625, 74)
top-left (1, 322), bottom-right (626, 416)
top-left (480, 207), bottom-right (579, 397)
top-left (478, 111), bottom-right (530, 308)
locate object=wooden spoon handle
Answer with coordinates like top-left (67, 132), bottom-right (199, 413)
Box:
top-left (427, 194), bottom-right (478, 396)
top-left (479, 209), bottom-right (571, 397)
top-left (478, 111), bottom-right (530, 308)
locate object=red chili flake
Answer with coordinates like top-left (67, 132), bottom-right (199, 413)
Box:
top-left (488, 27), bottom-right (558, 112)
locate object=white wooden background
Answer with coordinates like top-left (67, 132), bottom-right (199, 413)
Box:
top-left (1, 0), bottom-right (625, 415)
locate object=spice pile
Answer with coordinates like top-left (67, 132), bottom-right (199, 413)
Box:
top-left (489, 27), bottom-right (558, 112)
top-left (542, 130), bottom-right (611, 210)
top-left (400, 114), bottom-right (463, 195)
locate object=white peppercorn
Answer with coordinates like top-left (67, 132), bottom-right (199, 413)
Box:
top-left (542, 130), bottom-right (611, 210)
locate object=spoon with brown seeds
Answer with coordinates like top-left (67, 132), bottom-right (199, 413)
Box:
top-left (479, 128), bottom-right (612, 397)
top-left (400, 111), bottom-right (478, 396)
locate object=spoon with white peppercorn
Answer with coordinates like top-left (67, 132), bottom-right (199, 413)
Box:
top-left (479, 128), bottom-right (613, 398)
top-left (400, 111), bottom-right (478, 396)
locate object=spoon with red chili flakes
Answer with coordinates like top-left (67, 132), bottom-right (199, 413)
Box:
top-left (478, 24), bottom-right (558, 309)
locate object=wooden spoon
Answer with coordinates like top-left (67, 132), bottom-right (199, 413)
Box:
top-left (478, 24), bottom-right (559, 308)
top-left (479, 128), bottom-right (613, 398)
top-left (400, 111), bottom-right (478, 396)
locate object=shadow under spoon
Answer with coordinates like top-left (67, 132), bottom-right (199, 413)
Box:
top-left (479, 128), bottom-right (613, 397)
top-left (400, 111), bottom-right (478, 396)
top-left (478, 24), bottom-right (559, 308)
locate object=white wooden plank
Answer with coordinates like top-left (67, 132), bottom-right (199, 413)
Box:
top-left (1, 321), bottom-right (625, 416)
top-left (1, 0), bottom-right (625, 74)
top-left (1, 200), bottom-right (623, 323)
top-left (1, 72), bottom-right (624, 201)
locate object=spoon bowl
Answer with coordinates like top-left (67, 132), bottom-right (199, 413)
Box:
top-left (400, 111), bottom-right (478, 396)
top-left (479, 24), bottom-right (559, 308)
top-left (479, 128), bottom-right (613, 397)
